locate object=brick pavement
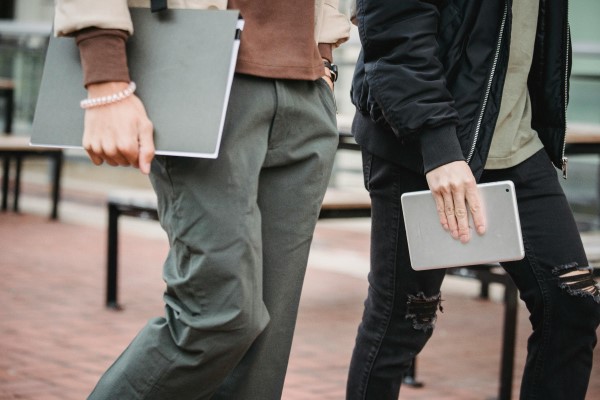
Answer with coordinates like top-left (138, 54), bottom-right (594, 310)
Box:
top-left (1, 210), bottom-right (599, 400)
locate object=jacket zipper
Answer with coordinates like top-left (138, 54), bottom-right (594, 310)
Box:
top-left (561, 2), bottom-right (571, 179)
top-left (466, 1), bottom-right (508, 164)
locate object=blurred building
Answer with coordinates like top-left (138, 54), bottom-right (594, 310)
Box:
top-left (1, 0), bottom-right (599, 227)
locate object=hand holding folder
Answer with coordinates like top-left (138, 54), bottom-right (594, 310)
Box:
top-left (82, 81), bottom-right (155, 173)
top-left (32, 8), bottom-right (244, 165)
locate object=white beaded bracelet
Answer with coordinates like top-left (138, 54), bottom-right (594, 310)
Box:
top-left (80, 81), bottom-right (137, 109)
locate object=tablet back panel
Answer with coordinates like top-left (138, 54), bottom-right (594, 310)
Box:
top-left (401, 180), bottom-right (524, 270)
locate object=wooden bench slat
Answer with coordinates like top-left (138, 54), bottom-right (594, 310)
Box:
top-left (0, 135), bottom-right (62, 153)
top-left (108, 187), bottom-right (372, 212)
top-left (566, 123), bottom-right (600, 144)
top-left (0, 78), bottom-right (15, 90)
top-left (321, 188), bottom-right (370, 210)
top-left (1, 135), bottom-right (63, 219)
top-left (108, 189), bottom-right (158, 210)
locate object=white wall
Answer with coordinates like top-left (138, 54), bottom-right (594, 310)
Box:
top-left (14, 0), bottom-right (53, 23)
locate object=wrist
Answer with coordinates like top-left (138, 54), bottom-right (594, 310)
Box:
top-left (82, 81), bottom-right (136, 109)
top-left (87, 81), bottom-right (130, 97)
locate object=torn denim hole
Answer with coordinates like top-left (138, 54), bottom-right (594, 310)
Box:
top-left (552, 262), bottom-right (600, 304)
top-left (405, 292), bottom-right (444, 332)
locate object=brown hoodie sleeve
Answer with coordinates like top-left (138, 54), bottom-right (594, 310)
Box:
top-left (74, 28), bottom-right (130, 87)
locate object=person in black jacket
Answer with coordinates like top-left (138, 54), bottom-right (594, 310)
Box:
top-left (346, 1), bottom-right (600, 399)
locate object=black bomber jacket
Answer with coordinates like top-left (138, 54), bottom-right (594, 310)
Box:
top-left (351, 0), bottom-right (571, 178)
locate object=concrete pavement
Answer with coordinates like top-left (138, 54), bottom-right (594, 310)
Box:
top-left (1, 157), bottom-right (599, 399)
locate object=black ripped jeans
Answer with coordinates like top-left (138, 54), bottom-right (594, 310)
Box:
top-left (346, 149), bottom-right (600, 400)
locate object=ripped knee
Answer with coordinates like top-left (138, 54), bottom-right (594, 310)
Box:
top-left (552, 262), bottom-right (600, 303)
top-left (405, 292), bottom-right (444, 332)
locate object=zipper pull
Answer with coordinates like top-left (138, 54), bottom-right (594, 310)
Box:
top-left (562, 157), bottom-right (568, 179)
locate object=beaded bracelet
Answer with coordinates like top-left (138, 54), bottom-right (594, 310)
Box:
top-left (80, 81), bottom-right (137, 109)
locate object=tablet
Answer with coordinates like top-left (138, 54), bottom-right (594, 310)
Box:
top-left (401, 180), bottom-right (524, 270)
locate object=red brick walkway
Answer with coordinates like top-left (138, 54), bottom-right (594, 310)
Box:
top-left (1, 212), bottom-right (599, 399)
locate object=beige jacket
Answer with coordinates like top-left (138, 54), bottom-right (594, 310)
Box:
top-left (55, 0), bottom-right (350, 48)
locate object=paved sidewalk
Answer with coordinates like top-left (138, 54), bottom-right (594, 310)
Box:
top-left (1, 158), bottom-right (599, 399)
top-left (1, 211), bottom-right (599, 400)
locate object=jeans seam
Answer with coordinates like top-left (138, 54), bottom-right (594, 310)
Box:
top-left (358, 174), bottom-right (400, 399)
top-left (520, 232), bottom-right (551, 400)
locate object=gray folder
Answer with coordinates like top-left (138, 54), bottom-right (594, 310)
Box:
top-left (31, 8), bottom-right (242, 158)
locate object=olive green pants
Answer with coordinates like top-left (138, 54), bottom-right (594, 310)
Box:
top-left (88, 74), bottom-right (338, 399)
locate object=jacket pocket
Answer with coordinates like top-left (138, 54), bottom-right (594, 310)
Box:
top-left (351, 56), bottom-right (386, 125)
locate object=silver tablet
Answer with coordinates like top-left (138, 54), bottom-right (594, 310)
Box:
top-left (401, 180), bottom-right (524, 270)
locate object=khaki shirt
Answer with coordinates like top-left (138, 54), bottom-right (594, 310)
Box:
top-left (486, 0), bottom-right (544, 169)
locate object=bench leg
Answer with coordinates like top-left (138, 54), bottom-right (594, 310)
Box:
top-left (106, 203), bottom-right (122, 309)
top-left (498, 279), bottom-right (519, 400)
top-left (597, 160), bottom-right (600, 229)
top-left (50, 152), bottom-right (63, 220)
top-left (479, 281), bottom-right (491, 299)
top-left (3, 87), bottom-right (13, 134)
top-left (402, 357), bottom-right (424, 388)
top-left (1, 156), bottom-right (9, 211)
top-left (13, 155), bottom-right (22, 212)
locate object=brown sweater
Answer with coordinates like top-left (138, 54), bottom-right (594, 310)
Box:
top-left (76, 1), bottom-right (332, 86)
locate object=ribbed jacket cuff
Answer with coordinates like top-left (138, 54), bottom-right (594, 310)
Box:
top-left (75, 28), bottom-right (130, 87)
top-left (419, 124), bottom-right (465, 173)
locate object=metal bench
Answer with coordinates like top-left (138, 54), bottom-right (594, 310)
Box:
top-left (0, 78), bottom-right (63, 220)
top-left (105, 186), bottom-right (372, 308)
top-left (103, 184), bottom-right (521, 399)
top-left (0, 134), bottom-right (63, 219)
top-left (102, 125), bottom-right (600, 400)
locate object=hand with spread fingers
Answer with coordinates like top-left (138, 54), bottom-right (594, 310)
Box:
top-left (82, 81), bottom-right (155, 174)
top-left (425, 160), bottom-right (486, 243)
